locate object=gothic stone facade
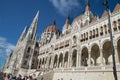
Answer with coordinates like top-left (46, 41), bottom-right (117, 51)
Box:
top-left (3, 2), bottom-right (120, 80)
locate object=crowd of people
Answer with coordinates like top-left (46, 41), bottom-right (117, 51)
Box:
top-left (0, 71), bottom-right (37, 80)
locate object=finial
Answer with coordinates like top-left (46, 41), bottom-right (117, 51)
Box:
top-left (52, 19), bottom-right (56, 25)
top-left (86, 0), bottom-right (90, 6)
top-left (85, 0), bottom-right (90, 12)
top-left (67, 12), bottom-right (70, 20)
top-left (66, 12), bottom-right (70, 24)
top-left (103, 0), bottom-right (108, 6)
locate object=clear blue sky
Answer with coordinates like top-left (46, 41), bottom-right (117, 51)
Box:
top-left (0, 0), bottom-right (119, 68)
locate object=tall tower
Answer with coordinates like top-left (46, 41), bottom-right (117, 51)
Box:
top-left (5, 11), bottom-right (40, 76)
top-left (85, 0), bottom-right (91, 15)
top-left (21, 11), bottom-right (39, 69)
top-left (62, 14), bottom-right (71, 34)
top-left (26, 11), bottom-right (39, 40)
top-left (82, 0), bottom-right (94, 26)
top-left (17, 26), bottom-right (27, 45)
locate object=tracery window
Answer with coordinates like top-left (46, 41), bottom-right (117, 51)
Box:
top-left (113, 21), bottom-right (117, 31)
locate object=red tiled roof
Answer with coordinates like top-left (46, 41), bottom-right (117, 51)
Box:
top-left (85, 5), bottom-right (90, 13)
top-left (72, 14), bottom-right (83, 23)
top-left (102, 10), bottom-right (108, 17)
top-left (45, 25), bottom-right (59, 33)
top-left (91, 16), bottom-right (97, 22)
top-left (113, 4), bottom-right (120, 13)
top-left (84, 20), bottom-right (89, 26)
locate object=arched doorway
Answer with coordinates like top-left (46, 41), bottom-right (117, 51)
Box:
top-left (117, 39), bottom-right (120, 63)
top-left (81, 47), bottom-right (88, 66)
top-left (91, 44), bottom-right (100, 66)
top-left (58, 53), bottom-right (63, 68)
top-left (103, 41), bottom-right (112, 65)
top-left (72, 49), bottom-right (77, 67)
top-left (53, 55), bottom-right (58, 68)
top-left (64, 52), bottom-right (68, 68)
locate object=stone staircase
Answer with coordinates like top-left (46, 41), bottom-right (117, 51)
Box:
top-left (37, 70), bottom-right (54, 80)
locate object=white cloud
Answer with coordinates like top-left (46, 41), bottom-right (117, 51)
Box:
top-left (0, 37), bottom-right (15, 58)
top-left (49, 0), bottom-right (80, 16)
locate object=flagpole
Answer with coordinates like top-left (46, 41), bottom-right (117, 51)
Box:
top-left (103, 0), bottom-right (118, 80)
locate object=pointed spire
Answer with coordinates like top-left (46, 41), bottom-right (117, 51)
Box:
top-left (20, 26), bottom-right (27, 40)
top-left (34, 10), bottom-right (39, 20)
top-left (18, 26), bottom-right (27, 43)
top-left (66, 13), bottom-right (70, 24)
top-left (86, 0), bottom-right (90, 6)
top-left (26, 11), bottom-right (39, 40)
top-left (85, 0), bottom-right (90, 13)
top-left (30, 10), bottom-right (39, 29)
top-left (67, 12), bottom-right (70, 20)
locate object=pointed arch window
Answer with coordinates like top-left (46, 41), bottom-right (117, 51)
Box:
top-left (113, 21), bottom-right (117, 31)
top-left (89, 31), bottom-right (92, 39)
top-left (93, 29), bottom-right (95, 38)
top-left (107, 23), bottom-right (110, 33)
top-left (83, 33), bottom-right (86, 41)
top-left (104, 25), bottom-right (107, 34)
top-left (96, 28), bottom-right (99, 37)
top-left (100, 26), bottom-right (103, 35)
top-left (118, 19), bottom-right (120, 30)
top-left (86, 32), bottom-right (88, 40)
top-left (73, 36), bottom-right (77, 44)
top-left (81, 34), bottom-right (83, 42)
top-left (35, 42), bottom-right (39, 48)
top-left (27, 47), bottom-right (31, 53)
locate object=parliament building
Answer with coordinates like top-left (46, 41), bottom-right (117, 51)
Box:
top-left (3, 1), bottom-right (120, 80)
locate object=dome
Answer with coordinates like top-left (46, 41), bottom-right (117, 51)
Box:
top-left (44, 21), bottom-right (59, 33)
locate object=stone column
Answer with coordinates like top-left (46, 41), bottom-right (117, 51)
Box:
top-left (76, 50), bottom-right (79, 67)
top-left (67, 53), bottom-right (70, 68)
top-left (88, 50), bottom-right (91, 66)
top-left (44, 58), bottom-right (46, 69)
top-left (37, 59), bottom-right (40, 69)
top-left (57, 57), bottom-right (59, 68)
top-left (46, 57), bottom-right (49, 69)
top-left (62, 55), bottom-right (65, 68)
top-left (40, 59), bottom-right (42, 69)
top-left (69, 54), bottom-right (72, 68)
top-left (79, 52), bottom-right (82, 67)
top-left (48, 57), bottom-right (51, 69)
top-left (39, 59), bottom-right (41, 69)
top-left (114, 45), bottom-right (119, 64)
top-left (51, 55), bottom-right (54, 68)
top-left (43, 58), bottom-right (45, 69)
top-left (68, 48), bottom-right (72, 68)
top-left (100, 47), bottom-right (104, 66)
top-left (28, 49), bottom-right (34, 69)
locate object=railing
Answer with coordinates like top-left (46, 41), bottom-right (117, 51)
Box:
top-left (51, 64), bottom-right (120, 72)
